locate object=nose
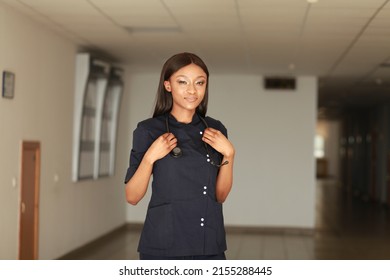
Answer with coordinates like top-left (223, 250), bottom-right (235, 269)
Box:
top-left (187, 82), bottom-right (196, 94)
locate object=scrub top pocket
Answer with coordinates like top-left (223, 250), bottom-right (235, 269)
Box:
top-left (140, 204), bottom-right (174, 250)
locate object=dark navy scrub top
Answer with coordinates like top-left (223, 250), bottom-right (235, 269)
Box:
top-left (124, 113), bottom-right (228, 257)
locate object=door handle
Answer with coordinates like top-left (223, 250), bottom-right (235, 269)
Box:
top-left (21, 202), bottom-right (26, 214)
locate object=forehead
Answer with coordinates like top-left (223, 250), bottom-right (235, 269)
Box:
top-left (171, 63), bottom-right (207, 78)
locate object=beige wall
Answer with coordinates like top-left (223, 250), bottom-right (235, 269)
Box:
top-left (0, 3), bottom-right (126, 259)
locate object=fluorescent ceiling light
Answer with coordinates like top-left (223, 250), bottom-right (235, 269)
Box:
top-left (124, 26), bottom-right (181, 34)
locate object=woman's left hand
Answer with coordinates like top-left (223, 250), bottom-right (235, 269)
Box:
top-left (202, 128), bottom-right (235, 158)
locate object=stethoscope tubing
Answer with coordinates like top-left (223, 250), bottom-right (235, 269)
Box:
top-left (165, 114), bottom-right (228, 167)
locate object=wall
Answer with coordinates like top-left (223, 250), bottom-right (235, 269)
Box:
top-left (0, 3), bottom-right (126, 259)
top-left (120, 72), bottom-right (157, 221)
top-left (124, 72), bottom-right (317, 229)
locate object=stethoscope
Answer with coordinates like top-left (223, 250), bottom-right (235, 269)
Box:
top-left (165, 114), bottom-right (228, 167)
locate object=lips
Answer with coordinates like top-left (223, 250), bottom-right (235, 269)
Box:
top-left (185, 97), bottom-right (198, 102)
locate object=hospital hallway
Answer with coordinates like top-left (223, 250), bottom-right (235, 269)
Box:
top-left (59, 179), bottom-right (390, 260)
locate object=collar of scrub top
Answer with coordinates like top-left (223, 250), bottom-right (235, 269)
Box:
top-left (165, 113), bottom-right (229, 167)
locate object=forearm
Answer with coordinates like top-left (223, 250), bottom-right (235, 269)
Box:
top-left (125, 132), bottom-right (178, 205)
top-left (215, 154), bottom-right (234, 203)
top-left (125, 156), bottom-right (154, 205)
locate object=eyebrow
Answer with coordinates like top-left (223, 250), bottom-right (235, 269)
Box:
top-left (175, 75), bottom-right (207, 79)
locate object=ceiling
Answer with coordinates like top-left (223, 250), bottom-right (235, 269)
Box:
top-left (2, 0), bottom-right (390, 116)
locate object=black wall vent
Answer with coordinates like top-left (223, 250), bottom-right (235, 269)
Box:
top-left (264, 77), bottom-right (296, 90)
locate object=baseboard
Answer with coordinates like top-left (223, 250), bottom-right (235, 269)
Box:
top-left (225, 225), bottom-right (314, 236)
top-left (124, 222), bottom-right (314, 236)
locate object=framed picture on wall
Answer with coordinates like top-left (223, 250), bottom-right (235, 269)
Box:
top-left (2, 71), bottom-right (15, 99)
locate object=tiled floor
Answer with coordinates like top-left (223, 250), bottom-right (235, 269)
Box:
top-left (59, 179), bottom-right (390, 260)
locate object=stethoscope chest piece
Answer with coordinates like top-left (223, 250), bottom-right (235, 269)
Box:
top-left (171, 146), bottom-right (182, 158)
top-left (165, 113), bottom-right (224, 166)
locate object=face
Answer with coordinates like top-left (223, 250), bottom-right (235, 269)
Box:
top-left (164, 63), bottom-right (207, 115)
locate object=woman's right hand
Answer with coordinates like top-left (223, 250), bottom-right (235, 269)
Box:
top-left (143, 133), bottom-right (177, 165)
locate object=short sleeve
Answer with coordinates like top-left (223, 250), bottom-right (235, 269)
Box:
top-left (124, 125), bottom-right (153, 184)
top-left (218, 121), bottom-right (228, 138)
top-left (205, 116), bottom-right (228, 139)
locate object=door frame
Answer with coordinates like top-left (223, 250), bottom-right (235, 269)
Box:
top-left (19, 141), bottom-right (40, 260)
top-left (388, 154), bottom-right (390, 206)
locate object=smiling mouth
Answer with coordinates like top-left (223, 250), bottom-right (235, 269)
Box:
top-left (185, 97), bottom-right (198, 102)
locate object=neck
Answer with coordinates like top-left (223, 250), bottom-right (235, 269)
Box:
top-left (170, 109), bottom-right (196, 124)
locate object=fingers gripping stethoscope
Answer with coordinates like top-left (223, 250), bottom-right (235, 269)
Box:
top-left (165, 114), bottom-right (228, 167)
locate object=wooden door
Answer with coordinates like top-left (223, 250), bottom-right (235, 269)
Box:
top-left (19, 141), bottom-right (40, 260)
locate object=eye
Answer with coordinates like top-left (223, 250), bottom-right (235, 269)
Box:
top-left (178, 80), bottom-right (187, 85)
top-left (196, 80), bottom-right (206, 86)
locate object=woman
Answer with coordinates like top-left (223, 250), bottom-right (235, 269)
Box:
top-left (124, 52), bottom-right (235, 260)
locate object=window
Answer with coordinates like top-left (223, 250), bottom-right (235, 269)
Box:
top-left (99, 68), bottom-right (123, 177)
top-left (72, 53), bottom-right (123, 181)
top-left (314, 134), bottom-right (325, 158)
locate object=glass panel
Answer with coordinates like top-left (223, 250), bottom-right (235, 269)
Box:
top-left (78, 78), bottom-right (98, 179)
top-left (99, 84), bottom-right (116, 176)
top-left (79, 151), bottom-right (94, 178)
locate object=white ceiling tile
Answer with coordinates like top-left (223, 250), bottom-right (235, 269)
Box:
top-left (90, 0), bottom-right (162, 8)
top-left (2, 0), bottom-right (390, 103)
top-left (368, 68), bottom-right (390, 81)
top-left (114, 15), bottom-right (177, 28)
top-left (164, 0), bottom-right (236, 12)
top-left (92, 0), bottom-right (177, 28)
top-left (370, 12), bottom-right (390, 28)
top-left (20, 0), bottom-right (99, 14)
top-left (238, 0), bottom-right (307, 9)
top-left (312, 0), bottom-right (386, 9)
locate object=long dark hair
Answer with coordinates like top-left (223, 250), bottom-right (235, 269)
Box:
top-left (153, 52), bottom-right (209, 118)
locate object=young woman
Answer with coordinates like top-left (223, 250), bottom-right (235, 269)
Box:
top-left (124, 52), bottom-right (235, 260)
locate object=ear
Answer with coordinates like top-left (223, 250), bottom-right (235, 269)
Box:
top-left (164, 81), bottom-right (171, 92)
